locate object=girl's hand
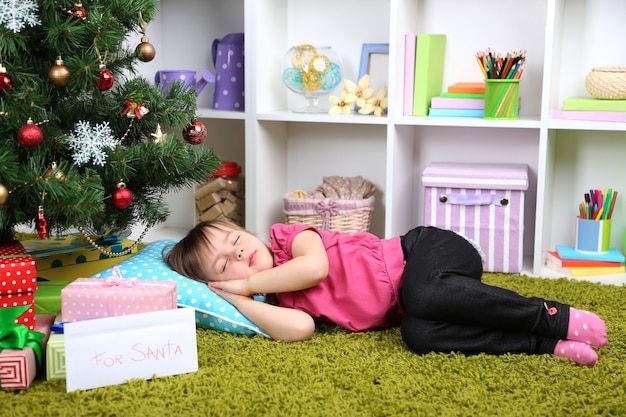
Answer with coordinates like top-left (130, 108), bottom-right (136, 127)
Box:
top-left (209, 285), bottom-right (253, 305)
top-left (208, 279), bottom-right (253, 296)
top-left (210, 286), bottom-right (315, 343)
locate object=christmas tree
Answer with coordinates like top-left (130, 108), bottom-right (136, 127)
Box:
top-left (0, 0), bottom-right (219, 244)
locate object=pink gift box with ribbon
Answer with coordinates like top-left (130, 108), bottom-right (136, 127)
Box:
top-left (61, 267), bottom-right (177, 322)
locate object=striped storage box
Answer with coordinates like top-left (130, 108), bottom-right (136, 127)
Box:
top-left (422, 162), bottom-right (529, 273)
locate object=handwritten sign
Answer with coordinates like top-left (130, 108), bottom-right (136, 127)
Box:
top-left (64, 307), bottom-right (198, 392)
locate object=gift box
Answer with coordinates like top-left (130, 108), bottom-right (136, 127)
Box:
top-left (34, 280), bottom-right (68, 315)
top-left (37, 255), bottom-right (135, 282)
top-left (0, 292), bottom-right (36, 330)
top-left (22, 234), bottom-right (138, 271)
top-left (1, 240), bottom-right (38, 329)
top-left (0, 313), bottom-right (55, 390)
top-left (61, 269), bottom-right (177, 322)
top-left (422, 162), bottom-right (529, 273)
top-left (0, 240), bottom-right (38, 291)
top-left (46, 314), bottom-right (66, 380)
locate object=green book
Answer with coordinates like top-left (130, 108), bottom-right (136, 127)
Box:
top-left (412, 34), bottom-right (446, 116)
top-left (563, 97), bottom-right (626, 112)
top-left (440, 92), bottom-right (484, 98)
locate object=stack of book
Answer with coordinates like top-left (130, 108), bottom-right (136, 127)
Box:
top-left (428, 82), bottom-right (485, 118)
top-left (545, 245), bottom-right (625, 277)
top-left (552, 97), bottom-right (626, 123)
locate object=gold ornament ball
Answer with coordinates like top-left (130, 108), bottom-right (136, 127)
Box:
top-left (48, 57), bottom-right (71, 87)
top-left (44, 162), bottom-right (66, 181)
top-left (136, 39), bottom-right (156, 62)
top-left (0, 184), bottom-right (8, 205)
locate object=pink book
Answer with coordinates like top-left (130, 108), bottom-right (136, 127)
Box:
top-left (403, 33), bottom-right (416, 116)
top-left (430, 96), bottom-right (484, 109)
top-left (552, 110), bottom-right (626, 123)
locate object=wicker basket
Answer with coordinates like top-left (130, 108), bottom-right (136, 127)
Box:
top-left (283, 193), bottom-right (374, 234)
top-left (585, 67), bottom-right (626, 100)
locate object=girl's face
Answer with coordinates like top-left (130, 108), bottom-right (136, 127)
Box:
top-left (202, 226), bottom-right (274, 282)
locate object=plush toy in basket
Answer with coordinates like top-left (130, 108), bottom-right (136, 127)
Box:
top-left (284, 176), bottom-right (376, 234)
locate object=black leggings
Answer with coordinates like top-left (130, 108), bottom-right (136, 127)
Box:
top-left (399, 226), bottom-right (568, 356)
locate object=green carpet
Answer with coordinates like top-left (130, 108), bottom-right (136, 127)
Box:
top-left (2, 274), bottom-right (625, 417)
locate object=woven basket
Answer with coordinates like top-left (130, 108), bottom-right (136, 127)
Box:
top-left (585, 67), bottom-right (626, 100)
top-left (283, 193), bottom-right (374, 234)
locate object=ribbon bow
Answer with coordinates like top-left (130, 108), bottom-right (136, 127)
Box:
top-left (0, 305), bottom-right (46, 384)
top-left (122, 100), bottom-right (149, 119)
top-left (103, 266), bottom-right (138, 287)
top-left (315, 199), bottom-right (339, 230)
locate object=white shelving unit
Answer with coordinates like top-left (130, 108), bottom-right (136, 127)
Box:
top-left (135, 0), bottom-right (626, 285)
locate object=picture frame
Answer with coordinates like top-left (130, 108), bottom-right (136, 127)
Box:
top-left (358, 43), bottom-right (390, 92)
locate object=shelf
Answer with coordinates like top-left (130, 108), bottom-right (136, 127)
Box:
top-left (147, 0), bottom-right (626, 280)
top-left (547, 119), bottom-right (626, 132)
top-left (196, 108), bottom-right (245, 120)
top-left (256, 111), bottom-right (389, 125)
top-left (392, 115), bottom-right (543, 129)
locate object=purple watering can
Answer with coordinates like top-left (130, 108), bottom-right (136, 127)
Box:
top-left (154, 70), bottom-right (214, 95)
top-left (211, 32), bottom-right (245, 111)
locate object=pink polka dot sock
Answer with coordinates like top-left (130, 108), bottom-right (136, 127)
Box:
top-left (567, 308), bottom-right (607, 347)
top-left (554, 340), bottom-right (598, 366)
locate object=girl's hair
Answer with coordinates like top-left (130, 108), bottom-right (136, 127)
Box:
top-left (163, 219), bottom-right (242, 283)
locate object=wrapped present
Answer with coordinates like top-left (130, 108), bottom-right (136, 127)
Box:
top-left (37, 255), bottom-right (134, 282)
top-left (34, 281), bottom-right (68, 315)
top-left (0, 312), bottom-right (55, 390)
top-left (22, 235), bottom-right (138, 271)
top-left (46, 314), bottom-right (66, 380)
top-left (0, 292), bottom-right (36, 330)
top-left (61, 267), bottom-right (177, 322)
top-left (0, 240), bottom-right (38, 292)
top-left (1, 241), bottom-right (38, 330)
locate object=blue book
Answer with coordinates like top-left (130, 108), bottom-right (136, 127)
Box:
top-left (555, 245), bottom-right (625, 263)
top-left (428, 108), bottom-right (484, 117)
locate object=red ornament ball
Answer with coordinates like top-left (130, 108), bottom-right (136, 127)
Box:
top-left (112, 182), bottom-right (133, 209)
top-left (67, 6), bottom-right (87, 20)
top-left (0, 72), bottom-right (12, 94)
top-left (97, 69), bottom-right (114, 91)
top-left (183, 120), bottom-right (207, 145)
top-left (17, 120), bottom-right (44, 148)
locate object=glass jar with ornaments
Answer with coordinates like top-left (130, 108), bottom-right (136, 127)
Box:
top-left (194, 162), bottom-right (244, 226)
top-left (281, 44), bottom-right (343, 113)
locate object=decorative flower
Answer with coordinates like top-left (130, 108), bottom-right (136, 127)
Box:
top-left (329, 88), bottom-right (357, 116)
top-left (358, 86), bottom-right (388, 116)
top-left (328, 74), bottom-right (387, 116)
top-left (344, 75), bottom-right (374, 108)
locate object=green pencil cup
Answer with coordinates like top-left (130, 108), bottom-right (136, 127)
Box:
top-left (484, 79), bottom-right (520, 120)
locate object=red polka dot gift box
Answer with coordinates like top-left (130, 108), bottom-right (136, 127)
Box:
top-left (0, 241), bottom-right (38, 330)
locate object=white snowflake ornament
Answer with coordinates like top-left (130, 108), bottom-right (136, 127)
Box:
top-left (65, 120), bottom-right (120, 166)
top-left (0, 0), bottom-right (41, 33)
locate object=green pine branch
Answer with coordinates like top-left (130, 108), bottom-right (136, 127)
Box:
top-left (0, 0), bottom-right (220, 241)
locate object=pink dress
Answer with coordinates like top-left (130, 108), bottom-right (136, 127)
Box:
top-left (270, 224), bottom-right (405, 331)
